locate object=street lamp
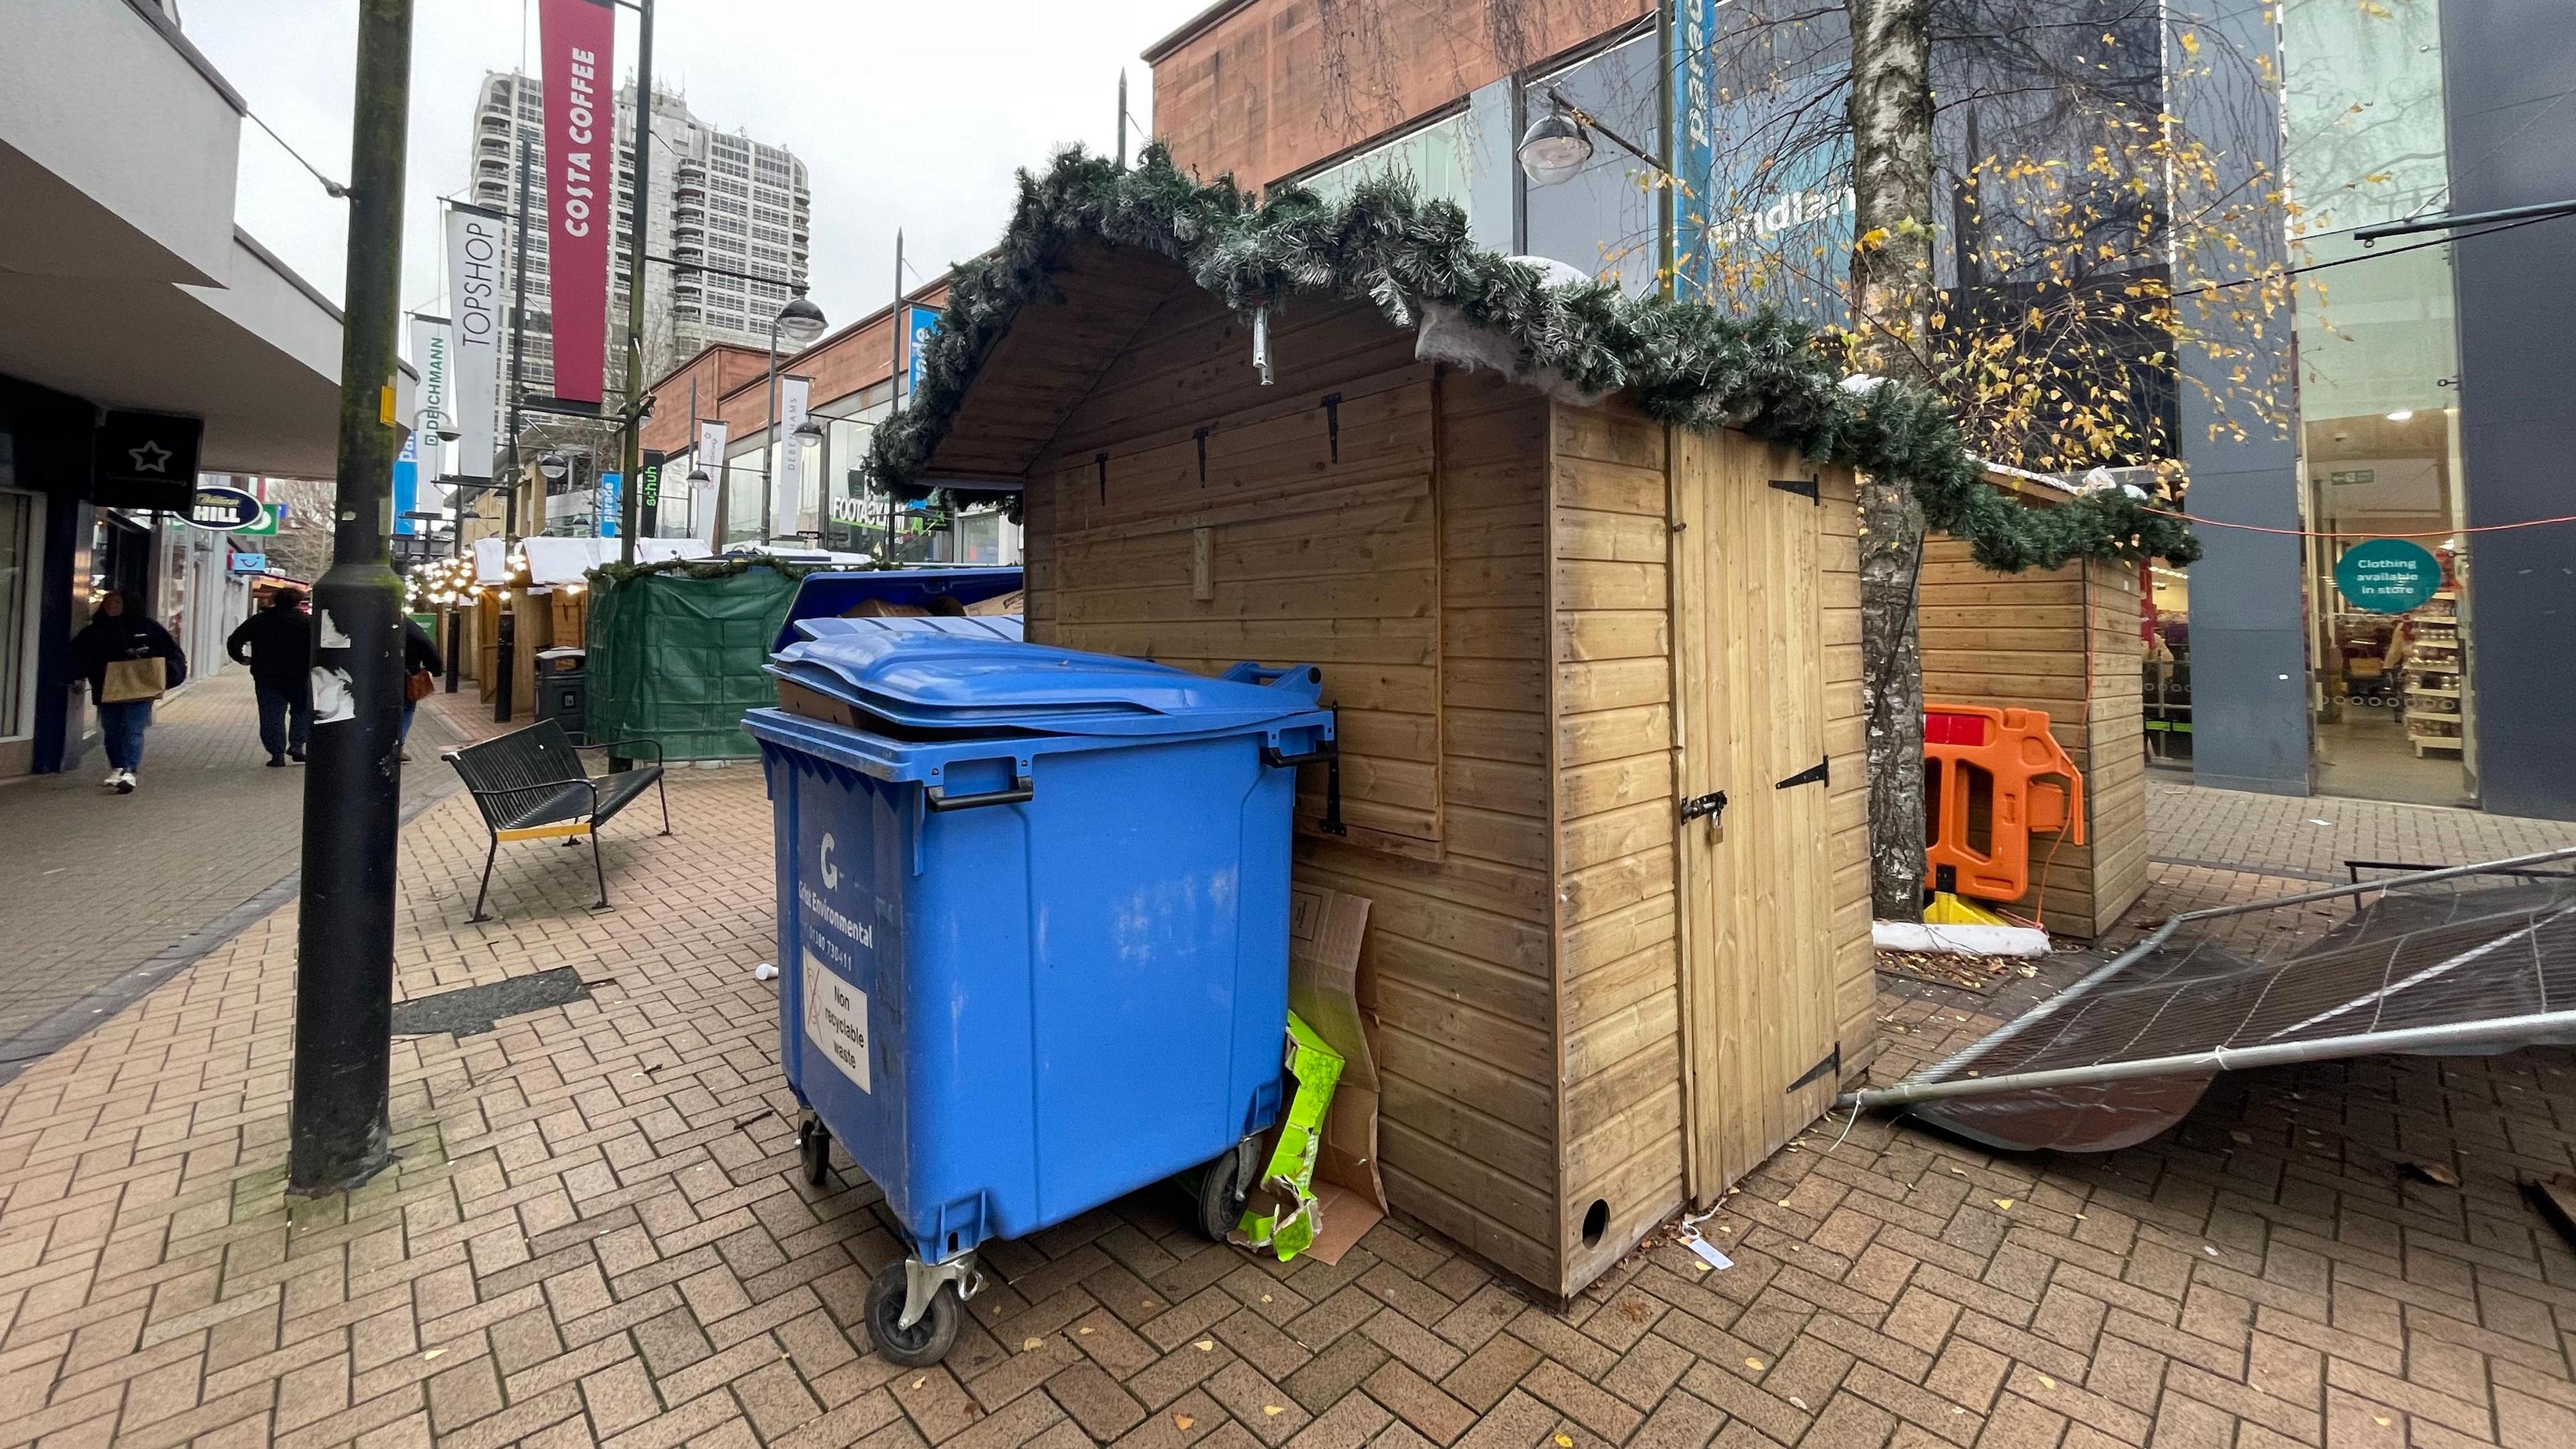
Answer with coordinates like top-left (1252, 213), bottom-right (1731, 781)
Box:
top-left (1515, 86), bottom-right (1678, 298)
top-left (420, 407), bottom-right (462, 443)
top-left (538, 452), bottom-right (571, 482)
top-left (762, 294), bottom-right (830, 543)
top-left (1517, 107), bottom-right (1595, 186)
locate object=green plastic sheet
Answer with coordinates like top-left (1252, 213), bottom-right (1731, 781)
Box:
top-left (585, 566), bottom-right (802, 761)
top-left (1237, 1013), bottom-right (1344, 1263)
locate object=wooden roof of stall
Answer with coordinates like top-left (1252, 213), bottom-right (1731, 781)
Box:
top-left (914, 244), bottom-right (1204, 487)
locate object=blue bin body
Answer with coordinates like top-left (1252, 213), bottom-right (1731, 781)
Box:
top-left (745, 631), bottom-right (1334, 1265)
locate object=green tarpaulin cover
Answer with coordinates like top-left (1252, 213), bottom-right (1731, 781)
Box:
top-left (586, 566), bottom-right (801, 761)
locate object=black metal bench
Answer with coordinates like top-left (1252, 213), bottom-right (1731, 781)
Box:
top-left (443, 720), bottom-right (670, 922)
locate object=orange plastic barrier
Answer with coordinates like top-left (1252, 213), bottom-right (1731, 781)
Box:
top-left (1923, 704), bottom-right (2085, 904)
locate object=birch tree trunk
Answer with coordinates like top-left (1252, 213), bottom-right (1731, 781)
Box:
top-left (1847, 0), bottom-right (1935, 922)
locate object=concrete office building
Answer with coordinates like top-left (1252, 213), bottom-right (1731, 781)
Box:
top-left (467, 74), bottom-right (812, 408)
top-left (1144, 0), bottom-right (2576, 818)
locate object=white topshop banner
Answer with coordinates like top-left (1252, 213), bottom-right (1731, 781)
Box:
top-left (445, 203), bottom-right (508, 478)
top-left (775, 376), bottom-right (811, 538)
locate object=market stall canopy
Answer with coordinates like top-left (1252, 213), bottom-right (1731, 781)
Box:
top-left (472, 537), bottom-right (710, 588)
top-left (1844, 850), bottom-right (2576, 1151)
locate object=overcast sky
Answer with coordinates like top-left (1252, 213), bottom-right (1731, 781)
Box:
top-left (182, 0), bottom-right (1193, 350)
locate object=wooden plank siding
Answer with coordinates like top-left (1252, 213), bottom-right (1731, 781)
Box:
top-left (1550, 400), bottom-right (1687, 1292)
top-left (1917, 539), bottom-right (2149, 938)
top-left (1022, 285), bottom-right (1565, 1288)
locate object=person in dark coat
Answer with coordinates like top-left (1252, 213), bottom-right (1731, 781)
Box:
top-left (69, 589), bottom-right (186, 794)
top-left (400, 615), bottom-right (441, 759)
top-left (227, 587), bottom-right (314, 766)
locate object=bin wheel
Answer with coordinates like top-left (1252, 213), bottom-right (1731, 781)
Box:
top-left (865, 1261), bottom-right (961, 1367)
top-left (1195, 1140), bottom-right (1255, 1242)
top-left (798, 1120), bottom-right (830, 1187)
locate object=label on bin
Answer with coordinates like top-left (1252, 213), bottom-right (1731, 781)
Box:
top-left (802, 951), bottom-right (872, 1093)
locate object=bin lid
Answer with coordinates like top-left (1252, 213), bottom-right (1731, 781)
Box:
top-left (772, 568), bottom-right (1024, 652)
top-left (791, 614), bottom-right (1023, 645)
top-left (767, 631), bottom-right (1324, 738)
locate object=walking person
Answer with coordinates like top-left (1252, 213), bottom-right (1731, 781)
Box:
top-left (227, 587), bottom-right (314, 767)
top-left (400, 615), bottom-right (439, 761)
top-left (70, 589), bottom-right (187, 794)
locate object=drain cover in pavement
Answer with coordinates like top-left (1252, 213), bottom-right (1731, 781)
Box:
top-left (390, 967), bottom-right (592, 1038)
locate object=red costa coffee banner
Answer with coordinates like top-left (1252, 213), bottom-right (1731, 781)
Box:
top-left (539, 0), bottom-right (614, 404)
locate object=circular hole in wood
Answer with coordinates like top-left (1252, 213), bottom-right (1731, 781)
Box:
top-left (1581, 1198), bottom-right (1610, 1248)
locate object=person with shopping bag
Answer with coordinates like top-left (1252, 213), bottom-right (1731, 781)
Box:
top-left (399, 615), bottom-right (440, 761)
top-left (70, 589), bottom-right (187, 794)
top-left (227, 587), bottom-right (313, 766)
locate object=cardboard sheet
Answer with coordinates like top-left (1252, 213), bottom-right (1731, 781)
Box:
top-left (1285, 885), bottom-right (1385, 1260)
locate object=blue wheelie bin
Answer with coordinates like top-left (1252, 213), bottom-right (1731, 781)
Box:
top-left (743, 629), bottom-right (1336, 1366)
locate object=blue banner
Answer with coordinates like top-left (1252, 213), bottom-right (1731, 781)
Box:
top-left (1672, 0), bottom-right (1718, 300)
top-left (392, 429), bottom-right (419, 535)
top-left (906, 304), bottom-right (943, 398)
top-left (597, 472), bottom-right (620, 539)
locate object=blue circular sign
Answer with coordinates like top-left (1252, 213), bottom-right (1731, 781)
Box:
top-left (184, 484), bottom-right (264, 531)
top-left (2333, 537), bottom-right (2443, 614)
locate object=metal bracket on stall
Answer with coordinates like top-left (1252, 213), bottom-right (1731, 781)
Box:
top-left (899, 1254), bottom-right (984, 1331)
top-left (1321, 394), bottom-right (1342, 463)
top-left (1680, 790), bottom-right (1727, 826)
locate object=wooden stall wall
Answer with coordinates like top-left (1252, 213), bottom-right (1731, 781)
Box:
top-left (1021, 288), bottom-right (1568, 1291)
top-left (1546, 400), bottom-right (1686, 1290)
top-left (1917, 541), bottom-right (2147, 938)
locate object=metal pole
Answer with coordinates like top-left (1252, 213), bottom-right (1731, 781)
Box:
top-left (289, 0), bottom-right (413, 1196)
top-left (888, 229), bottom-right (902, 564)
top-left (1655, 0), bottom-right (1675, 301)
top-left (1116, 70), bottom-right (1127, 168)
top-left (761, 313), bottom-right (781, 545)
top-left (616, 0), bottom-right (654, 564)
top-left (496, 124), bottom-right (534, 723)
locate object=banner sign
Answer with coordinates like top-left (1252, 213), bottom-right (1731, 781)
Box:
top-left (445, 204), bottom-right (507, 476)
top-left (229, 552), bottom-right (268, 575)
top-left (539, 0), bottom-right (615, 405)
top-left (597, 472), bottom-right (621, 539)
top-left (1671, 0), bottom-right (1717, 300)
top-left (398, 315), bottom-right (450, 535)
top-left (776, 376), bottom-right (811, 537)
top-left (638, 447), bottom-right (667, 537)
top-left (906, 304), bottom-right (943, 398)
top-left (239, 503), bottom-right (280, 537)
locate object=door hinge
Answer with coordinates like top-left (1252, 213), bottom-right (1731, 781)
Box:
top-left (1680, 790), bottom-right (1727, 824)
top-left (1776, 756), bottom-right (1829, 790)
top-left (1769, 478), bottom-right (1821, 504)
top-left (1787, 1044), bottom-right (1842, 1094)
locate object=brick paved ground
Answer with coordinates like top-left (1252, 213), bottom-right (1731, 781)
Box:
top-left (0, 671), bottom-right (483, 1055)
top-left (0, 771), bottom-right (2570, 1448)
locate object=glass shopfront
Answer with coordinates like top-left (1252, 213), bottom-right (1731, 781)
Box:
top-left (2284, 0), bottom-right (2473, 806)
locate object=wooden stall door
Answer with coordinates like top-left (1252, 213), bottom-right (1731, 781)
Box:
top-left (1672, 434), bottom-right (1840, 1201)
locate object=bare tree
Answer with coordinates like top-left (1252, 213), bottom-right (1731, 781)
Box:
top-left (1845, 0), bottom-right (1937, 920)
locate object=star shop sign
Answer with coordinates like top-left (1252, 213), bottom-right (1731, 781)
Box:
top-left (89, 410), bottom-right (205, 511)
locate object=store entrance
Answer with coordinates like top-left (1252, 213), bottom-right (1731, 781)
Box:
top-left (2304, 409), bottom-right (2472, 808)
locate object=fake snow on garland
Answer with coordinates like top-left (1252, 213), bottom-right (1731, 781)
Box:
top-left (865, 145), bottom-right (2200, 573)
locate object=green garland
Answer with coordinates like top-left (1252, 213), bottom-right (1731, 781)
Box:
top-left (867, 146), bottom-right (2198, 571)
top-left (586, 552), bottom-right (902, 590)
